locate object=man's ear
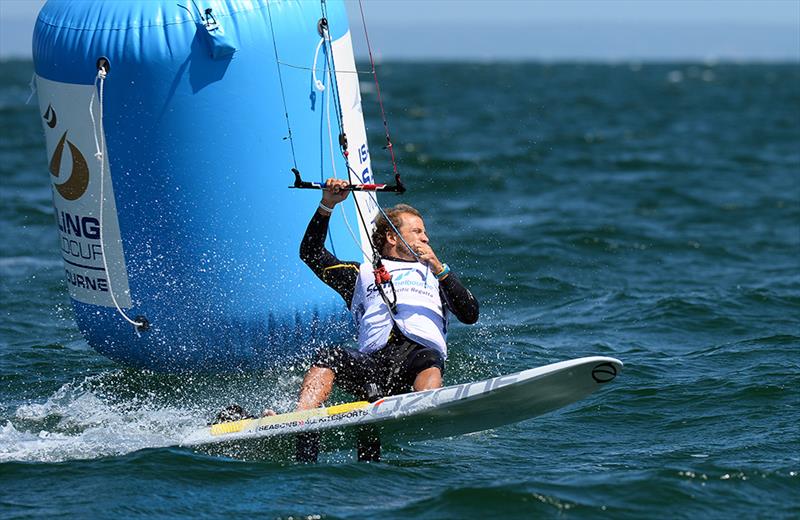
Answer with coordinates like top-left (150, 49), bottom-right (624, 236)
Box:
top-left (385, 231), bottom-right (397, 247)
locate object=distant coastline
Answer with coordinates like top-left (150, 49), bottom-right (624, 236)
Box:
top-left (3, 17), bottom-right (798, 61)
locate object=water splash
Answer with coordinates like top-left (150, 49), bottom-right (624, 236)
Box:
top-left (0, 366), bottom-right (304, 463)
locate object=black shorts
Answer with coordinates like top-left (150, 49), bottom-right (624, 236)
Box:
top-left (311, 333), bottom-right (445, 400)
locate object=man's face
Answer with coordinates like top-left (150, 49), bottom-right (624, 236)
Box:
top-left (395, 213), bottom-right (429, 256)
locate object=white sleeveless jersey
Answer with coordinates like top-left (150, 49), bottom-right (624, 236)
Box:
top-left (350, 259), bottom-right (448, 358)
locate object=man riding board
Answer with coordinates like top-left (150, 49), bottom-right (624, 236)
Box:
top-left (288, 178), bottom-right (479, 461)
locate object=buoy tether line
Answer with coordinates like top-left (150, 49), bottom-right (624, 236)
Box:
top-left (89, 56), bottom-right (149, 333)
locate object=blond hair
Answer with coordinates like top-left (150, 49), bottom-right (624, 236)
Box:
top-left (371, 204), bottom-right (422, 254)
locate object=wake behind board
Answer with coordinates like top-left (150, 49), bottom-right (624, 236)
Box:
top-left (182, 356), bottom-right (622, 459)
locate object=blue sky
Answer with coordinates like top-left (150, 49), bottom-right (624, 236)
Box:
top-left (1, 0), bottom-right (798, 61)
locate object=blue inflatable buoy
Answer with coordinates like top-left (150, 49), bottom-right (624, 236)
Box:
top-left (33, 0), bottom-right (380, 370)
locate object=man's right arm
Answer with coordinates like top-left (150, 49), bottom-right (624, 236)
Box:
top-left (299, 208), bottom-right (359, 307)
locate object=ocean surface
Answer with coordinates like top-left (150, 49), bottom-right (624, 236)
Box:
top-left (1, 59), bottom-right (799, 518)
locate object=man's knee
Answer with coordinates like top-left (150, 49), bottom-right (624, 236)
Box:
top-left (301, 365), bottom-right (335, 389)
top-left (413, 366), bottom-right (443, 391)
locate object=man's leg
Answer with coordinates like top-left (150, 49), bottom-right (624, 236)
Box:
top-left (294, 366), bottom-right (335, 463)
top-left (413, 366), bottom-right (442, 391)
top-left (295, 345), bottom-right (373, 463)
top-left (355, 357), bottom-right (443, 462)
top-left (261, 365), bottom-right (334, 417)
top-left (296, 366), bottom-right (335, 411)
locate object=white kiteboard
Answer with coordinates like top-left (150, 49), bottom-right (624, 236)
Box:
top-left (182, 356), bottom-right (622, 459)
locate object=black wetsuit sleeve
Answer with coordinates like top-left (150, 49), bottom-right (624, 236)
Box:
top-left (299, 211), bottom-right (360, 307)
top-left (439, 271), bottom-right (479, 325)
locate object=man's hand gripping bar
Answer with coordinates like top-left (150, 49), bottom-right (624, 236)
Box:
top-left (289, 169), bottom-right (406, 193)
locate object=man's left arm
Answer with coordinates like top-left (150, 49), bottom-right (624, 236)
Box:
top-left (415, 243), bottom-right (479, 325)
top-left (439, 272), bottom-right (479, 324)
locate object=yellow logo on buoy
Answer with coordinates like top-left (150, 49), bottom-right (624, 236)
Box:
top-left (47, 118), bottom-right (90, 201)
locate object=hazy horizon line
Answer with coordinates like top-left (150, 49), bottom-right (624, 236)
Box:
top-left (3, 57), bottom-right (798, 65)
top-left (2, 16), bottom-right (797, 60)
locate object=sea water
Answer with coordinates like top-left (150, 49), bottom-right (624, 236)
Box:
top-left (1, 61), bottom-right (798, 518)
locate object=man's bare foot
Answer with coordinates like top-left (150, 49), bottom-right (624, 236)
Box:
top-left (261, 409), bottom-right (277, 417)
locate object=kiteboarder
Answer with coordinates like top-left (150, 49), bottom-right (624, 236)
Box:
top-left (288, 178), bottom-right (479, 460)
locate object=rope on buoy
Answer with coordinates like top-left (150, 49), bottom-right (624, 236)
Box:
top-left (88, 58), bottom-right (148, 333)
